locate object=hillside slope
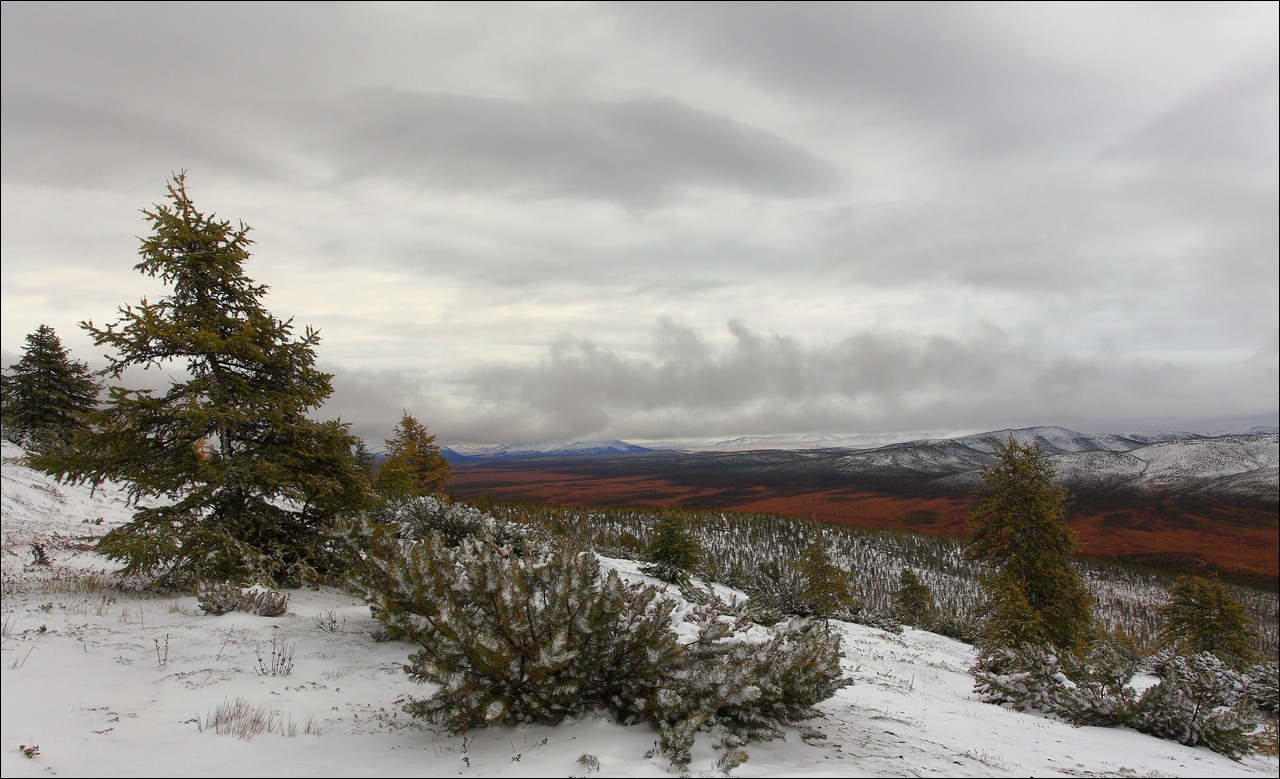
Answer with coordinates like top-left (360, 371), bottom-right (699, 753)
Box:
top-left (1, 443), bottom-right (1276, 777)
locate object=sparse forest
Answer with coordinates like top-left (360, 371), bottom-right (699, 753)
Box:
top-left (466, 489), bottom-right (1278, 758)
top-left (473, 499), bottom-right (1279, 664)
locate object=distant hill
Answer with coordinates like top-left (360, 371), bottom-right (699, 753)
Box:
top-left (807, 426), bottom-right (1279, 501)
top-left (447, 426), bottom-right (1278, 581)
top-left (443, 439), bottom-right (652, 463)
top-left (448, 426), bottom-right (1278, 501)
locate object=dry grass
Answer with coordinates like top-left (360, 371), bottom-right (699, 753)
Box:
top-left (197, 696), bottom-right (322, 740)
top-left (168, 600), bottom-right (198, 616)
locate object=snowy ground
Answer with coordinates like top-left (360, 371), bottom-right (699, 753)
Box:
top-left (2, 441), bottom-right (1277, 778)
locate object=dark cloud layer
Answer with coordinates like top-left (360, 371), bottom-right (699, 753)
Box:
top-left (371, 318), bottom-right (1278, 444)
top-left (0, 88), bottom-right (291, 189)
top-left (302, 89), bottom-right (844, 206)
top-left (2, 2), bottom-right (1276, 446)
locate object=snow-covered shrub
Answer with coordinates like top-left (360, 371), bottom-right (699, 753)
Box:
top-left (195, 581), bottom-right (289, 617)
top-left (975, 640), bottom-right (1264, 757)
top-left (647, 715), bottom-right (704, 768)
top-left (373, 494), bottom-right (544, 553)
top-left (1143, 646), bottom-right (1177, 677)
top-left (341, 505), bottom-right (849, 748)
top-left (711, 617), bottom-right (848, 737)
top-left (1132, 652), bottom-right (1257, 760)
top-left (345, 512), bottom-right (672, 728)
top-left (971, 645), bottom-right (1071, 716)
top-left (1058, 632), bottom-right (1140, 727)
top-left (854, 607), bottom-right (903, 634)
top-left (238, 587), bottom-right (289, 617)
top-left (347, 495), bottom-right (553, 641)
top-left (972, 643), bottom-right (1122, 726)
top-left (649, 603), bottom-right (848, 743)
top-left (1244, 660), bottom-right (1279, 716)
top-left (974, 632), bottom-right (1140, 728)
top-left (195, 580), bottom-right (241, 615)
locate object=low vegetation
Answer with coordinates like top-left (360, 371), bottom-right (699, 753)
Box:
top-left (339, 497), bottom-right (847, 761)
top-left (475, 500), bottom-right (1279, 663)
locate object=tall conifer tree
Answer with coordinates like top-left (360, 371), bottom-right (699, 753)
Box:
top-left (36, 173), bottom-right (371, 587)
top-left (966, 437), bottom-right (1092, 656)
top-left (2, 324), bottom-right (100, 451)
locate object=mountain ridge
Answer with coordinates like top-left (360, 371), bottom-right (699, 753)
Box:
top-left (446, 426), bottom-right (1279, 501)
top-left (443, 438), bottom-right (652, 462)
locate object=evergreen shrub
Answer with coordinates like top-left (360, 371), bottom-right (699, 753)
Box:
top-left (1132, 652), bottom-right (1257, 760)
top-left (195, 580), bottom-right (289, 617)
top-left (1058, 631), bottom-right (1141, 727)
top-left (971, 645), bottom-right (1071, 716)
top-left (973, 633), bottom-right (1139, 729)
top-left (1246, 661), bottom-right (1279, 716)
top-left (341, 498), bottom-right (849, 747)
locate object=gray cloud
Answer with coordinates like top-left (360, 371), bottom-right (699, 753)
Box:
top-left (299, 89), bottom-right (844, 206)
top-left (2, 3), bottom-right (1276, 448)
top-left (425, 318), bottom-right (1278, 443)
top-left (0, 87), bottom-right (290, 189)
top-left (615, 2), bottom-right (1105, 155)
top-left (1112, 65), bottom-right (1279, 166)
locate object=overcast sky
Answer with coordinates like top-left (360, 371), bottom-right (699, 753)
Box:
top-left (2, 2), bottom-right (1277, 446)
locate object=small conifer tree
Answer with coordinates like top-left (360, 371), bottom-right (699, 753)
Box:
top-left (1157, 575), bottom-right (1261, 671)
top-left (372, 411), bottom-right (452, 501)
top-left (893, 568), bottom-right (936, 629)
top-left (794, 538), bottom-right (856, 628)
top-left (1, 325), bottom-right (100, 452)
top-left (642, 511), bottom-right (704, 584)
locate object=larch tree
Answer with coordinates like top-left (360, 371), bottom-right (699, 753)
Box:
top-left (35, 172), bottom-right (372, 588)
top-left (893, 567), bottom-right (936, 629)
top-left (1157, 575), bottom-right (1260, 671)
top-left (1, 324), bottom-right (100, 452)
top-left (965, 436), bottom-right (1093, 657)
top-left (642, 511), bottom-right (705, 585)
top-left (373, 411), bottom-right (452, 501)
top-left (794, 537), bottom-right (856, 628)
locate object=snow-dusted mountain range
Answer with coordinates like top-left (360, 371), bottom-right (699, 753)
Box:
top-left (862, 427), bottom-right (1279, 499)
top-left (443, 438), bottom-right (652, 461)
top-left (447, 426), bottom-right (1280, 501)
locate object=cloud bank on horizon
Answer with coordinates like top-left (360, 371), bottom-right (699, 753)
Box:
top-left (2, 2), bottom-right (1276, 445)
